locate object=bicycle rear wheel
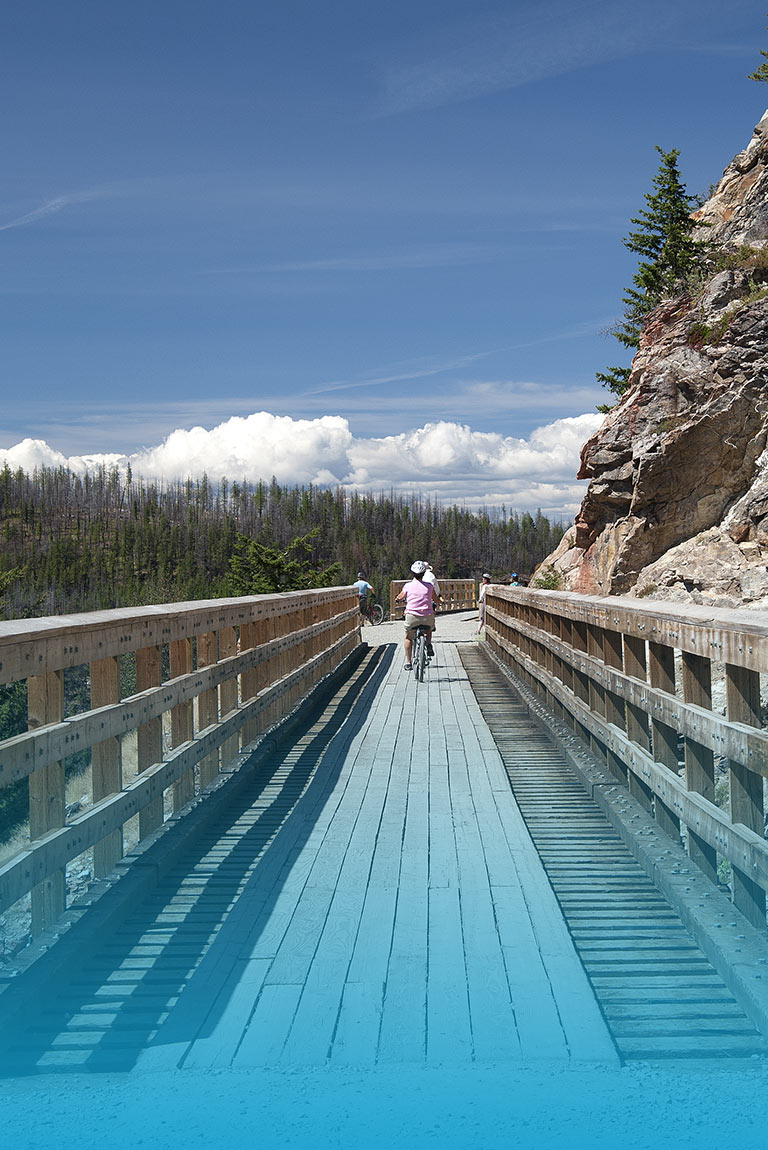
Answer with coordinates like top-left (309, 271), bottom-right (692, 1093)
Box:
top-left (414, 631), bottom-right (427, 683)
top-left (370, 603), bottom-right (384, 625)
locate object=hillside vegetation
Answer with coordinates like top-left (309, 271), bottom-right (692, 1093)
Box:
top-left (0, 463), bottom-right (563, 618)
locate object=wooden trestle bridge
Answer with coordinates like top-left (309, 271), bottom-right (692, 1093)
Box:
top-left (1, 583), bottom-right (768, 1074)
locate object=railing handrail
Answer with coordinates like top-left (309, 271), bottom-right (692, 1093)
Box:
top-left (492, 586), bottom-right (768, 658)
top-left (0, 586), bottom-right (355, 685)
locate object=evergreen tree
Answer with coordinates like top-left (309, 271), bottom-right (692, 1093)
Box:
top-left (597, 147), bottom-right (708, 407)
top-left (228, 528), bottom-right (343, 595)
top-left (749, 22), bottom-right (768, 83)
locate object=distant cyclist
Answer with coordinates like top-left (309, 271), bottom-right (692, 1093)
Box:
top-left (395, 560), bottom-right (442, 670)
top-left (353, 572), bottom-right (374, 615)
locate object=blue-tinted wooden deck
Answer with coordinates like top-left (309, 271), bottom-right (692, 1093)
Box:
top-left (136, 628), bottom-right (617, 1071)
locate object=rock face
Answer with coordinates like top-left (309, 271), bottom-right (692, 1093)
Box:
top-left (694, 109), bottom-right (768, 248)
top-left (542, 113), bottom-right (768, 607)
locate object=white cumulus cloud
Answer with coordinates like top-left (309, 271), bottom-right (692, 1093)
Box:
top-left (0, 410), bottom-right (602, 518)
top-left (130, 412), bottom-right (354, 487)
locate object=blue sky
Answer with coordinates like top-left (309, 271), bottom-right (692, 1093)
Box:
top-left (0, 0), bottom-right (765, 515)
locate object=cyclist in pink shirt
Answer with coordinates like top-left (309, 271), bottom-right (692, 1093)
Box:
top-left (395, 560), bottom-right (442, 670)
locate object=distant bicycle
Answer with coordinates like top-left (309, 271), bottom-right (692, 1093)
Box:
top-left (360, 600), bottom-right (384, 626)
top-left (412, 623), bottom-right (432, 683)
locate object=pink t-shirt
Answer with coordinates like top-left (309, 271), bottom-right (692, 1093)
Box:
top-left (403, 578), bottom-right (434, 615)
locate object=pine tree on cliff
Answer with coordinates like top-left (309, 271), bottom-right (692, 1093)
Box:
top-left (748, 27), bottom-right (768, 83)
top-left (597, 147), bottom-right (707, 407)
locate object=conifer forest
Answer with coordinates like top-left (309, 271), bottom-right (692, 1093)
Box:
top-left (0, 463), bottom-right (564, 619)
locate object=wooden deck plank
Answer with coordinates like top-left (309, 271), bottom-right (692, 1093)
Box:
top-left (330, 980), bottom-right (384, 1065)
top-left (377, 955), bottom-right (427, 1065)
top-left (378, 734), bottom-right (429, 1063)
top-left (231, 983), bottom-right (303, 1067)
top-left (181, 958), bottom-right (271, 1069)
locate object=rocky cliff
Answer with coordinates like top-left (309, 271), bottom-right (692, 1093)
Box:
top-left (543, 112), bottom-right (768, 608)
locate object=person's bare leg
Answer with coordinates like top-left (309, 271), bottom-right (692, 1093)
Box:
top-left (404, 634), bottom-right (413, 663)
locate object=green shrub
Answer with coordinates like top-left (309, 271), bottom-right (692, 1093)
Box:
top-left (532, 565), bottom-right (563, 591)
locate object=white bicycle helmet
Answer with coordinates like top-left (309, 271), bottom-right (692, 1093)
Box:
top-left (410, 560), bottom-right (428, 575)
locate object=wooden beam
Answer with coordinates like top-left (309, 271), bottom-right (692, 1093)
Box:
top-left (489, 587), bottom-right (768, 672)
top-left (0, 587), bottom-right (353, 685)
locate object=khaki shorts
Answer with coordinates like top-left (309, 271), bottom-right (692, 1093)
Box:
top-left (404, 612), bottom-right (435, 634)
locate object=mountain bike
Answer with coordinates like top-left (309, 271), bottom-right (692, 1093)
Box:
top-left (360, 600), bottom-right (384, 625)
top-left (413, 624), bottom-right (432, 683)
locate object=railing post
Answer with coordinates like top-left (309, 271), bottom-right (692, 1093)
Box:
top-left (725, 663), bottom-right (766, 927)
top-left (28, 670), bottom-right (66, 934)
top-left (681, 651), bottom-right (717, 885)
top-left (197, 631), bottom-right (220, 790)
top-left (91, 656), bottom-right (123, 876)
top-left (239, 619), bottom-right (261, 744)
top-left (586, 623), bottom-right (607, 763)
top-left (170, 638), bottom-right (195, 810)
top-left (648, 641), bottom-right (681, 843)
top-left (548, 611), bottom-right (566, 720)
top-left (558, 616), bottom-right (574, 715)
top-left (623, 635), bottom-right (650, 754)
top-left (570, 620), bottom-right (591, 747)
top-left (218, 626), bottom-right (240, 763)
top-left (604, 627), bottom-right (631, 787)
top-left (136, 645), bottom-right (163, 836)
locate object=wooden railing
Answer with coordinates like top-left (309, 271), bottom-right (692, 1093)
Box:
top-left (486, 586), bottom-right (768, 930)
top-left (389, 579), bottom-right (477, 620)
top-left (0, 587), bottom-right (360, 939)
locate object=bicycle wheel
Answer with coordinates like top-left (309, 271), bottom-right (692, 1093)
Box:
top-left (370, 603), bottom-right (384, 626)
top-left (414, 631), bottom-right (427, 683)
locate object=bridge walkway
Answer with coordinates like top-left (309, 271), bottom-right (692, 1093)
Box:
top-left (0, 619), bottom-right (615, 1074)
top-left (0, 615), bottom-right (766, 1075)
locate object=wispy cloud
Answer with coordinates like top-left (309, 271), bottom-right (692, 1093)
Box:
top-left (262, 243), bottom-right (503, 273)
top-left (377, 1), bottom-right (682, 115)
top-left (0, 188), bottom-right (107, 232)
top-left (307, 350), bottom-right (499, 396)
top-left (308, 322), bottom-right (607, 399)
